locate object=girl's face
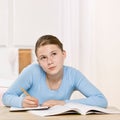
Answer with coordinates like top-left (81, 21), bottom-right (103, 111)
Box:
top-left (36, 44), bottom-right (66, 76)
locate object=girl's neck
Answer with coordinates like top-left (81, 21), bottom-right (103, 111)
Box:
top-left (46, 69), bottom-right (64, 90)
top-left (46, 72), bottom-right (63, 83)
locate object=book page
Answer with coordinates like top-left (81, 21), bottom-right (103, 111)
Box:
top-left (28, 103), bottom-right (120, 116)
top-left (65, 103), bottom-right (120, 115)
top-left (86, 106), bottom-right (120, 115)
top-left (29, 105), bottom-right (72, 116)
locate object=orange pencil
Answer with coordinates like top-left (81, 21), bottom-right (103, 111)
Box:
top-left (21, 88), bottom-right (30, 96)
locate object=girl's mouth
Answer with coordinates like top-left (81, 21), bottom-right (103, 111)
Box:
top-left (48, 66), bottom-right (56, 70)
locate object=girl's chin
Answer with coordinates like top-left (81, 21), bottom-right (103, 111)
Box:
top-left (47, 70), bottom-right (58, 76)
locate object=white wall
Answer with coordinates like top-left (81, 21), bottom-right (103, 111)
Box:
top-left (13, 0), bottom-right (60, 47)
top-left (94, 0), bottom-right (120, 108)
top-left (0, 0), bottom-right (8, 46)
top-left (79, 0), bottom-right (120, 108)
top-left (0, 0), bottom-right (120, 108)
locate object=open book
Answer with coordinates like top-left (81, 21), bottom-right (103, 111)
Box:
top-left (28, 103), bottom-right (120, 116)
top-left (10, 105), bottom-right (49, 112)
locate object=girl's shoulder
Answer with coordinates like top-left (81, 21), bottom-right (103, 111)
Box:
top-left (22, 63), bottom-right (39, 70)
top-left (21, 63), bottom-right (44, 74)
top-left (64, 65), bottom-right (80, 71)
top-left (64, 65), bottom-right (81, 74)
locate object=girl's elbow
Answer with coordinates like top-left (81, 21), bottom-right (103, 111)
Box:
top-left (102, 97), bottom-right (108, 108)
top-left (99, 95), bottom-right (108, 108)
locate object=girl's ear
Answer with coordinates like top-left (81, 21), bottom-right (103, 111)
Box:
top-left (63, 50), bottom-right (66, 58)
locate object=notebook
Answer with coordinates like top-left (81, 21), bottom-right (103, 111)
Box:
top-left (28, 103), bottom-right (120, 116)
top-left (10, 105), bottom-right (49, 112)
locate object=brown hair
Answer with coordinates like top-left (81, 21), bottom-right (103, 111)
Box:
top-left (35, 35), bottom-right (63, 56)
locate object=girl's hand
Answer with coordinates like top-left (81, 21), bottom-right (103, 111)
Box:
top-left (42, 100), bottom-right (65, 107)
top-left (22, 96), bottom-right (39, 108)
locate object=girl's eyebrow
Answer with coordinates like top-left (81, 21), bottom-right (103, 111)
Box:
top-left (51, 50), bottom-right (57, 53)
top-left (38, 50), bottom-right (58, 58)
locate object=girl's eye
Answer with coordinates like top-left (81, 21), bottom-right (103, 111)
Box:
top-left (52, 52), bottom-right (57, 56)
top-left (40, 56), bottom-right (47, 60)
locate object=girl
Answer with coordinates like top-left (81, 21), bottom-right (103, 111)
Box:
top-left (2, 35), bottom-right (108, 108)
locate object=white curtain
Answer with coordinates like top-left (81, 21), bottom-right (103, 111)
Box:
top-left (58, 0), bottom-right (81, 69)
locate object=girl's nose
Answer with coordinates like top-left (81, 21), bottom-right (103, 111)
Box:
top-left (47, 57), bottom-right (53, 65)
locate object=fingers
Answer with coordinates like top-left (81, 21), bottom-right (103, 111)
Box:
top-left (42, 100), bottom-right (65, 107)
top-left (22, 96), bottom-right (39, 108)
top-left (42, 102), bottom-right (54, 107)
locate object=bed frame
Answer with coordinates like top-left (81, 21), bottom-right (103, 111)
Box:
top-left (18, 49), bottom-right (32, 73)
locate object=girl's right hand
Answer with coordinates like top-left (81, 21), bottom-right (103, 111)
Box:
top-left (22, 96), bottom-right (39, 108)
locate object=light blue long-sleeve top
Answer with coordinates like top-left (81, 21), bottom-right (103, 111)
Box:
top-left (2, 63), bottom-right (108, 108)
